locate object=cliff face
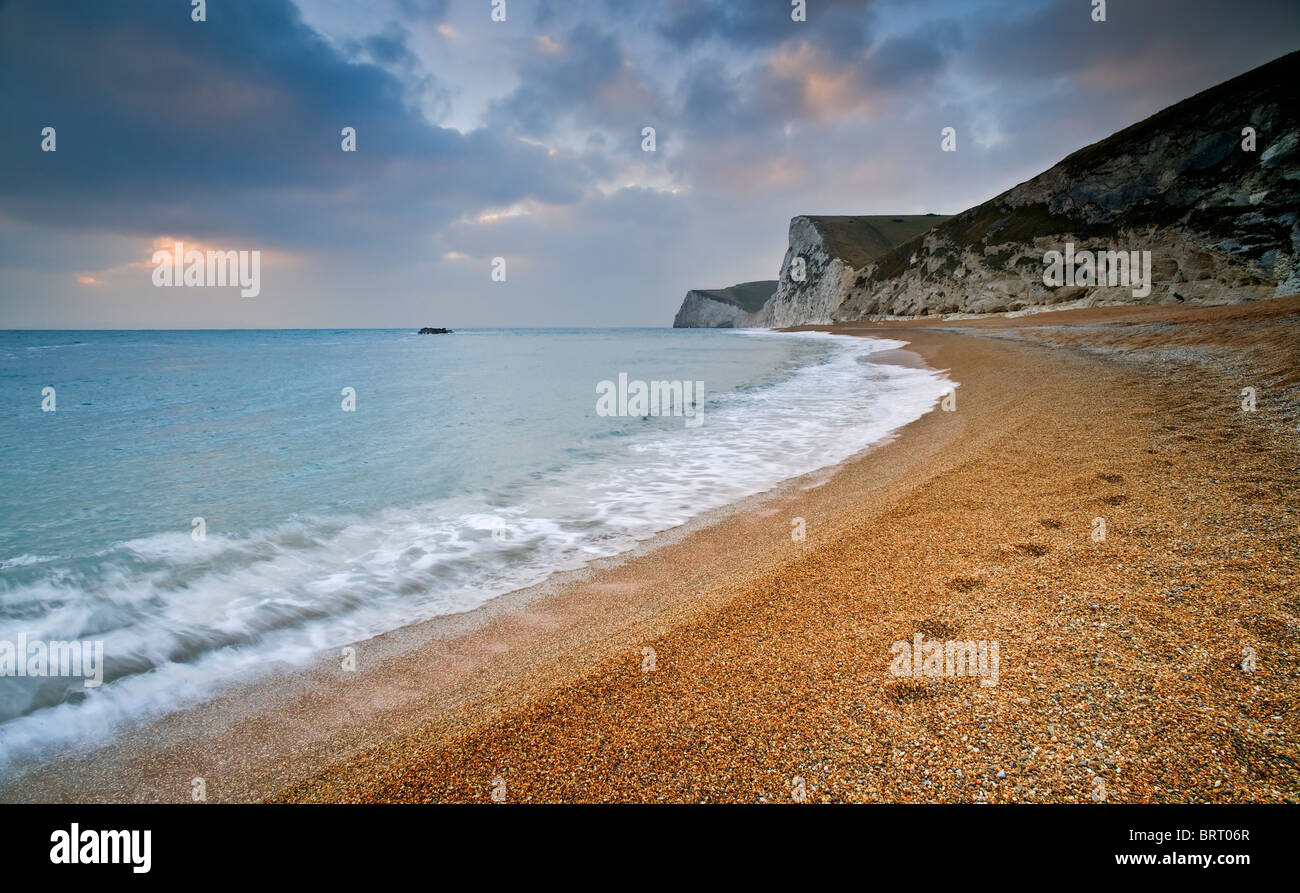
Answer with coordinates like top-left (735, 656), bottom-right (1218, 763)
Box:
top-left (757, 216), bottom-right (948, 326)
top-left (672, 280), bottom-right (776, 328)
top-left (771, 50), bottom-right (1300, 324)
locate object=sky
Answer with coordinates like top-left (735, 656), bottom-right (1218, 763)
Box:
top-left (1, 0), bottom-right (1298, 328)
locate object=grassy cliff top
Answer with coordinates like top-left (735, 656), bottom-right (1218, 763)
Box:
top-left (691, 280), bottom-right (778, 313)
top-left (854, 49), bottom-right (1300, 289)
top-left (804, 215), bottom-right (951, 269)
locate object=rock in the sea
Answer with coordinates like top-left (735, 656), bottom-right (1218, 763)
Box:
top-left (418, 327), bottom-right (453, 334)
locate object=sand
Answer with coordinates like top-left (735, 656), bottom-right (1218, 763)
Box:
top-left (5, 297), bottom-right (1297, 804)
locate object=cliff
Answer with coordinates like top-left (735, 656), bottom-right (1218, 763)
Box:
top-left (672, 280), bottom-right (777, 328)
top-left (767, 50), bottom-right (1300, 324)
top-left (756, 215), bottom-right (948, 326)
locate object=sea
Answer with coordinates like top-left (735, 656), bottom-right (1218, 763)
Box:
top-left (0, 327), bottom-right (952, 773)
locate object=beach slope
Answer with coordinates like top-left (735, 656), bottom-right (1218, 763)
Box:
top-left (272, 297), bottom-right (1298, 803)
top-left (5, 298), bottom-right (1296, 804)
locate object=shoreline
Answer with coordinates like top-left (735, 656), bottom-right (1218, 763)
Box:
top-left (0, 331), bottom-right (952, 803)
top-left (5, 298), bottom-right (1297, 803)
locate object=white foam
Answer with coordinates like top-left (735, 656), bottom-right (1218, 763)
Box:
top-left (0, 334), bottom-right (953, 773)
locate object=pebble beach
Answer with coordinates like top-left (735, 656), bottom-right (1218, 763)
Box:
top-left (6, 298), bottom-right (1296, 804)
top-left (271, 297), bottom-right (1298, 803)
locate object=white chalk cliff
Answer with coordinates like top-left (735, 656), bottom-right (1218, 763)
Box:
top-left (678, 51), bottom-right (1300, 328)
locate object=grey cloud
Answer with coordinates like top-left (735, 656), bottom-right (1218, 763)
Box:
top-left (395, 0), bottom-right (448, 19)
top-left (861, 29), bottom-right (956, 90)
top-left (966, 0), bottom-right (1300, 89)
top-left (487, 24), bottom-right (628, 137)
top-left (0, 0), bottom-right (588, 253)
top-left (678, 60), bottom-right (744, 130)
top-left (658, 0), bottom-right (875, 60)
top-left (3, 0), bottom-right (1299, 329)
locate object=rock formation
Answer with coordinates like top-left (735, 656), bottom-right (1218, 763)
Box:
top-left (696, 50), bottom-right (1299, 328)
top-left (672, 281), bottom-right (776, 328)
top-left (831, 50), bottom-right (1300, 320)
top-left (757, 216), bottom-right (948, 326)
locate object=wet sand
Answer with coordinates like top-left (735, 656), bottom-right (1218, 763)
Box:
top-left (6, 297), bottom-right (1297, 803)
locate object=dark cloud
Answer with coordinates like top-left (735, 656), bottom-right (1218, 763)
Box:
top-left (2, 0), bottom-right (1299, 328)
top-left (395, 0), bottom-right (448, 19)
top-left (966, 0), bottom-right (1300, 91)
top-left (487, 24), bottom-right (630, 137)
top-left (861, 29), bottom-right (954, 90)
top-left (658, 0), bottom-right (875, 60)
top-left (677, 60), bottom-right (753, 135)
top-left (671, 10), bottom-right (959, 138)
top-left (535, 0), bottom-right (558, 26)
top-left (359, 24), bottom-right (418, 69)
top-left (345, 22), bottom-right (448, 117)
top-left (0, 0), bottom-right (586, 250)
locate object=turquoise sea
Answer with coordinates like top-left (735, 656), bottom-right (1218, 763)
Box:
top-left (0, 327), bottom-right (950, 771)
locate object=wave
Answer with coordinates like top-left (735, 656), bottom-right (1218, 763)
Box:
top-left (0, 333), bottom-right (953, 773)
top-left (0, 554), bottom-right (60, 570)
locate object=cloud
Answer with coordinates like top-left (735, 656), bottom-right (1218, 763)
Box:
top-left (2, 0), bottom-right (1299, 328)
top-left (966, 0), bottom-right (1300, 97)
top-left (0, 0), bottom-right (588, 254)
top-left (396, 0), bottom-right (448, 16)
top-left (657, 0), bottom-right (876, 59)
top-left (861, 29), bottom-right (956, 90)
top-left (487, 23), bottom-right (662, 142)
